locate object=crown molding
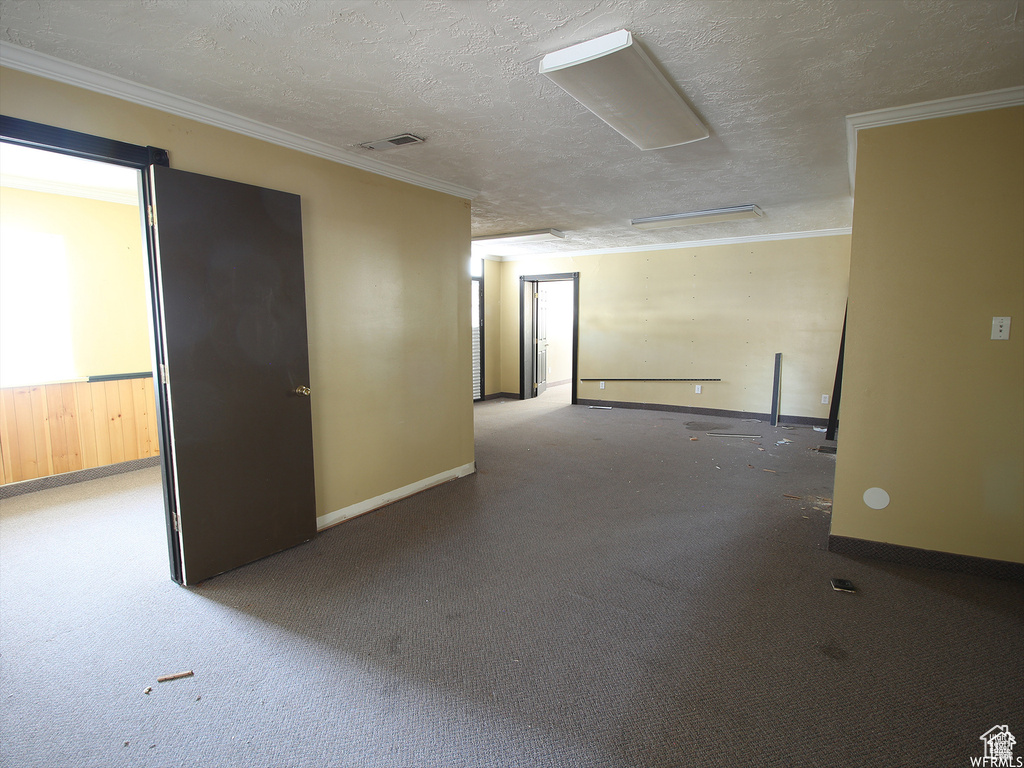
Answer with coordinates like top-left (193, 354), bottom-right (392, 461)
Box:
top-left (1, 174), bottom-right (138, 205)
top-left (845, 86), bottom-right (1024, 193)
top-left (496, 227), bottom-right (852, 261)
top-left (0, 42), bottom-right (479, 200)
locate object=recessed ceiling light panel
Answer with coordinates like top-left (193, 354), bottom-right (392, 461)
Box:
top-left (540, 30), bottom-right (708, 151)
top-left (358, 133), bottom-right (425, 151)
top-left (631, 205), bottom-right (764, 230)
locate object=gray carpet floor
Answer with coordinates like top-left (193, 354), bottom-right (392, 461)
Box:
top-left (1, 386), bottom-right (1022, 768)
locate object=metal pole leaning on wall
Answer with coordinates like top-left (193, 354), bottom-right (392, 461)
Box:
top-left (770, 353), bottom-right (782, 427)
top-left (825, 307), bottom-right (847, 441)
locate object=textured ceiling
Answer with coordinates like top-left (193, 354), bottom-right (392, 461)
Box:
top-left (1, 0), bottom-right (1022, 257)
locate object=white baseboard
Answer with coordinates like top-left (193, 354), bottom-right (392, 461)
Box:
top-left (316, 461), bottom-right (476, 531)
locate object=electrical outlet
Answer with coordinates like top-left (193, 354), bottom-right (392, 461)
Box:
top-left (599, 381), bottom-right (605, 389)
top-left (821, 394), bottom-right (829, 404)
top-left (992, 316), bottom-right (1011, 340)
top-left (695, 385), bottom-right (702, 394)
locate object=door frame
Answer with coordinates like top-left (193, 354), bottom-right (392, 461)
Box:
top-left (518, 272), bottom-right (579, 404)
top-left (0, 115), bottom-right (183, 581)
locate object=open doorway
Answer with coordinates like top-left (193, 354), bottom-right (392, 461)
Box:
top-left (0, 142), bottom-right (157, 485)
top-left (519, 272), bottom-right (579, 404)
top-left (471, 255), bottom-right (484, 402)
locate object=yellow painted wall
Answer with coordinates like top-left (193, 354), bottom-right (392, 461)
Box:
top-left (482, 257), bottom-right (502, 396)
top-left (831, 106), bottom-right (1024, 563)
top-left (499, 235), bottom-right (851, 418)
top-left (0, 187), bottom-right (150, 378)
top-left (0, 67), bottom-right (474, 520)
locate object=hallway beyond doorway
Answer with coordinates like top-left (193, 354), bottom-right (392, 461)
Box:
top-left (535, 380), bottom-right (572, 404)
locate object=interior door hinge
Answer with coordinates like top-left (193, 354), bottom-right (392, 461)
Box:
top-left (171, 509), bottom-right (181, 532)
top-left (159, 363), bottom-right (168, 385)
top-left (147, 205), bottom-right (155, 227)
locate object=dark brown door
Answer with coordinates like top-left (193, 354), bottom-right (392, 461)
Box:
top-left (149, 165), bottom-right (316, 584)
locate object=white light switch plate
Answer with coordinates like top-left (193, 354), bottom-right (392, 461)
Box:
top-left (992, 316), bottom-right (1011, 340)
top-left (695, 384), bottom-right (702, 394)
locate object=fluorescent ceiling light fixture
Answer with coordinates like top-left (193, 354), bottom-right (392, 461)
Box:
top-left (540, 30), bottom-right (708, 151)
top-left (472, 229), bottom-right (565, 244)
top-left (631, 205), bottom-right (764, 230)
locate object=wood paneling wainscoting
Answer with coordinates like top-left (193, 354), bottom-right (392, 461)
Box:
top-left (0, 375), bottom-right (159, 485)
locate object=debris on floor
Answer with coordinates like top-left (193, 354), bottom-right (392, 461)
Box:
top-left (763, 468), bottom-right (777, 473)
top-left (776, 438), bottom-right (794, 446)
top-left (690, 437), bottom-right (698, 441)
top-left (706, 433), bottom-right (761, 438)
top-left (783, 493), bottom-right (802, 500)
top-left (143, 687), bottom-right (152, 695)
top-left (830, 578), bottom-right (856, 593)
top-left (813, 426), bottom-right (827, 432)
top-left (157, 670), bottom-right (194, 683)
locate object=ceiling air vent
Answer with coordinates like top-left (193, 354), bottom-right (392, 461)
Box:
top-left (359, 133), bottom-right (425, 151)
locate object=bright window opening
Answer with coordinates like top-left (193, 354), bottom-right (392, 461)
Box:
top-left (0, 227), bottom-right (76, 387)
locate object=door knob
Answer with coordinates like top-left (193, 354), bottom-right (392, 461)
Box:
top-left (294, 385), bottom-right (311, 397)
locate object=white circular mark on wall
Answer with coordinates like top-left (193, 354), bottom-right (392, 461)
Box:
top-left (863, 487), bottom-right (891, 510)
